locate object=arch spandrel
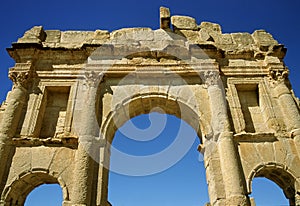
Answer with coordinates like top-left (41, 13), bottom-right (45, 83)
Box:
top-left (1, 147), bottom-right (74, 206)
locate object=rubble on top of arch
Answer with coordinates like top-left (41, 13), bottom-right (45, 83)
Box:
top-left (13, 10), bottom-right (286, 61)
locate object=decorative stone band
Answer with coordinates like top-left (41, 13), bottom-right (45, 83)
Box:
top-left (83, 71), bottom-right (104, 88)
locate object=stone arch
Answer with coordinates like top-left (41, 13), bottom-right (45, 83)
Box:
top-left (96, 91), bottom-right (212, 204)
top-left (248, 162), bottom-right (299, 204)
top-left (100, 92), bottom-right (212, 144)
top-left (1, 169), bottom-right (69, 206)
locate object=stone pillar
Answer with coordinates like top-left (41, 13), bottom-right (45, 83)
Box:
top-left (0, 68), bottom-right (31, 193)
top-left (71, 72), bottom-right (103, 205)
top-left (96, 146), bottom-right (110, 206)
top-left (268, 66), bottom-right (300, 156)
top-left (160, 7), bottom-right (171, 31)
top-left (203, 70), bottom-right (249, 205)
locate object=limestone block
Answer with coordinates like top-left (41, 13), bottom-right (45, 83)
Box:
top-left (162, 44), bottom-right (190, 60)
top-left (45, 30), bottom-right (61, 43)
top-left (91, 30), bottom-right (110, 44)
top-left (31, 146), bottom-right (56, 170)
top-left (205, 159), bottom-right (226, 202)
top-left (179, 30), bottom-right (201, 43)
top-left (48, 147), bottom-right (75, 176)
top-left (264, 56), bottom-right (281, 64)
top-left (7, 148), bottom-right (32, 183)
top-left (160, 6), bottom-right (170, 18)
top-left (238, 143), bottom-right (262, 174)
top-left (160, 7), bottom-right (171, 30)
top-left (228, 59), bottom-right (246, 67)
top-left (199, 30), bottom-right (212, 42)
top-left (199, 22), bottom-right (222, 34)
top-left (171, 15), bottom-right (198, 30)
top-left (231, 32), bottom-right (254, 46)
top-left (111, 28), bottom-right (154, 42)
top-left (60, 31), bottom-right (95, 47)
top-left (154, 29), bottom-right (185, 41)
top-left (17, 26), bottom-right (46, 44)
top-left (255, 142), bottom-right (275, 163)
top-left (215, 34), bottom-right (233, 45)
top-left (252, 30), bottom-right (278, 50)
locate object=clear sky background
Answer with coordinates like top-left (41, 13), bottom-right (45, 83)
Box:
top-left (1, 0), bottom-right (299, 205)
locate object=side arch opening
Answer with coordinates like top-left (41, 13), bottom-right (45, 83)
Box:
top-left (248, 163), bottom-right (298, 205)
top-left (2, 171), bottom-right (68, 206)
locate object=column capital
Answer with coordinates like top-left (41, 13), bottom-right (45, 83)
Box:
top-left (8, 62), bottom-right (34, 89)
top-left (267, 64), bottom-right (289, 86)
top-left (83, 71), bottom-right (104, 88)
top-left (202, 70), bottom-right (220, 87)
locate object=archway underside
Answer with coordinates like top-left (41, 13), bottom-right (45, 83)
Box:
top-left (3, 172), bottom-right (61, 206)
top-left (101, 92), bottom-right (211, 145)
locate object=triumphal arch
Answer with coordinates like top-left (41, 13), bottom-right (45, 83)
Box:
top-left (0, 7), bottom-right (300, 206)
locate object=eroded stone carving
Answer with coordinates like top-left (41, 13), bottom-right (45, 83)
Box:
top-left (268, 67), bottom-right (289, 82)
top-left (83, 71), bottom-right (104, 88)
top-left (8, 70), bottom-right (31, 88)
top-left (202, 70), bottom-right (220, 87)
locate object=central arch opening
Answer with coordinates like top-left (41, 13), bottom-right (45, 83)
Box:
top-left (108, 112), bottom-right (209, 205)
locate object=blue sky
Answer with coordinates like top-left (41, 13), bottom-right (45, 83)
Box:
top-left (1, 0), bottom-right (299, 205)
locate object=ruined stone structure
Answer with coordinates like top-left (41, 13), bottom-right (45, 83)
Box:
top-left (0, 7), bottom-right (300, 206)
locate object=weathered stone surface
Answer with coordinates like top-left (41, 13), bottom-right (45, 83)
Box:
top-left (199, 22), bottom-right (222, 34)
top-left (111, 28), bottom-right (154, 42)
top-left (45, 30), bottom-right (61, 43)
top-left (231, 32), bottom-right (255, 46)
top-left (160, 6), bottom-right (170, 18)
top-left (171, 15), bottom-right (198, 30)
top-left (60, 31), bottom-right (95, 47)
top-left (92, 30), bottom-right (110, 44)
top-left (160, 7), bottom-right (171, 30)
top-left (1, 6), bottom-right (300, 206)
top-left (252, 30), bottom-right (278, 50)
top-left (17, 26), bottom-right (46, 44)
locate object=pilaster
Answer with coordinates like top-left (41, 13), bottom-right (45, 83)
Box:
top-left (71, 71), bottom-right (104, 205)
top-left (203, 69), bottom-right (249, 205)
top-left (268, 64), bottom-right (300, 157)
top-left (0, 62), bottom-right (33, 194)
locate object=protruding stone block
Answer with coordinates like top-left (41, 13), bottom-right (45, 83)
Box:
top-left (231, 32), bottom-right (254, 46)
top-left (252, 30), bottom-right (278, 51)
top-left (199, 22), bottom-right (222, 34)
top-left (160, 7), bottom-right (171, 30)
top-left (45, 30), bottom-right (61, 43)
top-left (17, 26), bottom-right (46, 44)
top-left (171, 15), bottom-right (198, 30)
